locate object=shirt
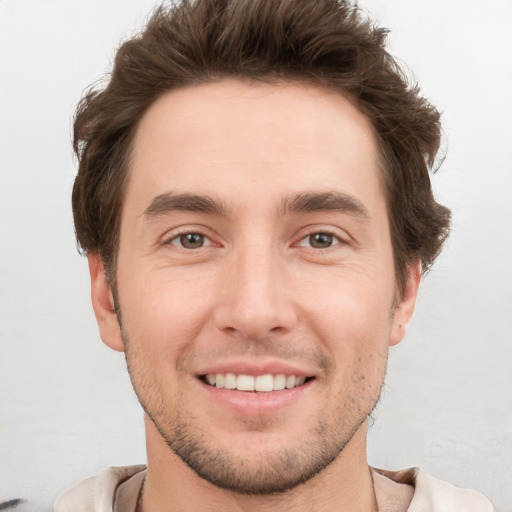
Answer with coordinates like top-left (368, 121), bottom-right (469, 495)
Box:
top-left (53, 464), bottom-right (494, 511)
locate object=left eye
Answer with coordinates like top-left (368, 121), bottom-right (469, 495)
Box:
top-left (298, 232), bottom-right (341, 249)
top-left (169, 233), bottom-right (211, 249)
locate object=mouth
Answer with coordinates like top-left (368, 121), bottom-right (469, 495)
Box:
top-left (200, 373), bottom-right (314, 392)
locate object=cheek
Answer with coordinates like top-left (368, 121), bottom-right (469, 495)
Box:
top-left (296, 266), bottom-right (394, 388)
top-left (298, 266), bottom-right (395, 341)
top-left (117, 267), bottom-right (216, 360)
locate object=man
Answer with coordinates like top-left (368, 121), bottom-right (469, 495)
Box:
top-left (55, 0), bottom-right (494, 510)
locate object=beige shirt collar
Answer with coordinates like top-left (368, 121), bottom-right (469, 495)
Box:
top-left (54, 464), bottom-right (494, 512)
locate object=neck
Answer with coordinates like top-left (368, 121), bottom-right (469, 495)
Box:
top-left (140, 416), bottom-right (378, 512)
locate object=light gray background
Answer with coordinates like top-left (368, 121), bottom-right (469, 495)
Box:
top-left (1, 1), bottom-right (511, 510)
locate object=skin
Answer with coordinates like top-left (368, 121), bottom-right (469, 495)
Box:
top-left (89, 80), bottom-right (420, 512)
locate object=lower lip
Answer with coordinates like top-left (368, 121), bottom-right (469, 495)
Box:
top-left (198, 379), bottom-right (313, 416)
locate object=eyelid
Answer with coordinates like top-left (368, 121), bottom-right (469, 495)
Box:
top-left (169, 233), bottom-right (213, 248)
top-left (297, 233), bottom-right (341, 248)
top-left (161, 225), bottom-right (219, 247)
top-left (293, 226), bottom-right (349, 248)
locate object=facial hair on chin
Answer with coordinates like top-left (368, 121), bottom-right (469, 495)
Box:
top-left (121, 326), bottom-right (388, 496)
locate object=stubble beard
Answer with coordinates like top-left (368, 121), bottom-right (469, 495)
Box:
top-left (147, 409), bottom-right (362, 495)
top-left (121, 329), bottom-right (388, 496)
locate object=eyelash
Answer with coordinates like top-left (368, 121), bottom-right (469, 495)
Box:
top-left (165, 229), bottom-right (345, 251)
top-left (296, 230), bottom-right (344, 250)
top-left (166, 230), bottom-right (214, 249)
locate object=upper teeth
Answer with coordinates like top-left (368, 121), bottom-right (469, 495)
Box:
top-left (205, 373), bottom-right (306, 392)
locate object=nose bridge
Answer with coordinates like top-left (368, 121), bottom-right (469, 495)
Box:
top-left (215, 238), bottom-right (296, 338)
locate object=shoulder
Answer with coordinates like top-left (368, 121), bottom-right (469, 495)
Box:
top-left (375, 467), bottom-right (495, 512)
top-left (53, 465), bottom-right (146, 512)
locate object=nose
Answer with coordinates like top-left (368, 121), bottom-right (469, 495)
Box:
top-left (213, 243), bottom-right (298, 340)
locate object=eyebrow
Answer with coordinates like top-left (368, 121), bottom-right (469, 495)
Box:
top-left (143, 190), bottom-right (369, 220)
top-left (281, 191), bottom-right (369, 218)
top-left (143, 192), bottom-right (230, 219)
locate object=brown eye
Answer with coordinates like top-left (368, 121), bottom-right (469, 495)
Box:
top-left (308, 233), bottom-right (334, 248)
top-left (297, 231), bottom-right (341, 249)
top-left (172, 233), bottom-right (207, 249)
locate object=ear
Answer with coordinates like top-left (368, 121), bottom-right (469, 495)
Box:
top-left (88, 253), bottom-right (125, 352)
top-left (389, 262), bottom-right (421, 347)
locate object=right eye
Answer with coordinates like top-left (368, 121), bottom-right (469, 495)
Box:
top-left (168, 232), bottom-right (212, 249)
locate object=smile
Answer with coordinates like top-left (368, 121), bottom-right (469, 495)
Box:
top-left (202, 373), bottom-right (310, 392)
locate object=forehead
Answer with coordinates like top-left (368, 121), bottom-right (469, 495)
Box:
top-left (127, 79), bottom-right (384, 214)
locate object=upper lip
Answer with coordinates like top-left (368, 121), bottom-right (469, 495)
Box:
top-left (196, 359), bottom-right (315, 378)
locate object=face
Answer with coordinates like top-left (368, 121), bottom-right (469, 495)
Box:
top-left (90, 80), bottom-right (419, 494)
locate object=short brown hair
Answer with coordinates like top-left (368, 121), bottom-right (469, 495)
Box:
top-left (72, 0), bottom-right (451, 295)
